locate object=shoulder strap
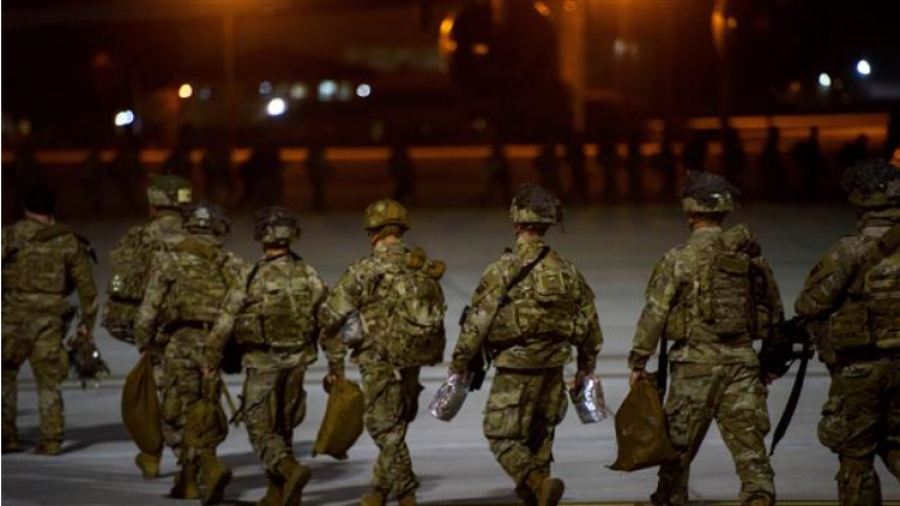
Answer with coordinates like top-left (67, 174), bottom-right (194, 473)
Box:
top-left (848, 224), bottom-right (900, 293)
top-left (245, 250), bottom-right (302, 291)
top-left (499, 246), bottom-right (551, 307)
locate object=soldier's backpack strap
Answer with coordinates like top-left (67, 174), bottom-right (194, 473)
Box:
top-left (499, 246), bottom-right (551, 307)
top-left (847, 224), bottom-right (900, 295)
top-left (244, 250), bottom-right (302, 291)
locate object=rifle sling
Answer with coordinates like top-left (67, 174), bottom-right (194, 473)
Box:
top-left (770, 338), bottom-right (812, 455)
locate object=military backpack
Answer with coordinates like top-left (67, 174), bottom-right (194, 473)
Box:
top-left (3, 223), bottom-right (94, 297)
top-left (160, 239), bottom-right (233, 328)
top-left (371, 247), bottom-right (447, 368)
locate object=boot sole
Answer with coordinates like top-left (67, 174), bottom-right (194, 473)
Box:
top-left (283, 472), bottom-right (311, 506)
top-left (202, 469), bottom-right (232, 506)
top-left (541, 481), bottom-right (565, 506)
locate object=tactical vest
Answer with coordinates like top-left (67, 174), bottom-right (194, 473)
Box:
top-left (159, 239), bottom-right (233, 329)
top-left (665, 231), bottom-right (755, 342)
top-left (3, 224), bottom-right (79, 297)
top-left (365, 247), bottom-right (447, 368)
top-left (234, 254), bottom-right (316, 350)
top-left (829, 227), bottom-right (900, 353)
top-left (489, 249), bottom-right (579, 348)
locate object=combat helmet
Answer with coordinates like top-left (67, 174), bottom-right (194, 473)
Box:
top-left (183, 201), bottom-right (230, 236)
top-left (842, 158), bottom-right (900, 208)
top-left (509, 184), bottom-right (562, 225)
top-left (254, 206), bottom-right (300, 246)
top-left (681, 170), bottom-right (740, 213)
top-left (147, 174), bottom-right (193, 208)
top-left (363, 199), bottom-right (410, 230)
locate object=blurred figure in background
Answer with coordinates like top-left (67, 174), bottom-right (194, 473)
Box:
top-left (657, 126), bottom-right (678, 200)
top-left (80, 148), bottom-right (106, 218)
top-left (389, 142), bottom-right (416, 206)
top-left (534, 142), bottom-right (562, 200)
top-left (480, 142), bottom-right (512, 206)
top-left (837, 134), bottom-right (869, 171)
top-left (792, 126), bottom-right (826, 201)
top-left (759, 126), bottom-right (785, 201)
top-left (682, 129), bottom-right (709, 172)
top-left (306, 142), bottom-right (332, 213)
top-left (109, 133), bottom-right (145, 216)
top-left (201, 142), bottom-right (235, 209)
top-left (564, 135), bottom-right (590, 206)
top-left (722, 125), bottom-right (747, 187)
top-left (626, 131), bottom-right (644, 201)
top-left (241, 142), bottom-right (283, 211)
top-left (596, 137), bottom-right (619, 203)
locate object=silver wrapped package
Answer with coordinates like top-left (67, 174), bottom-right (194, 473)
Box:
top-left (570, 375), bottom-right (612, 424)
top-left (429, 373), bottom-right (472, 422)
top-left (339, 312), bottom-right (363, 347)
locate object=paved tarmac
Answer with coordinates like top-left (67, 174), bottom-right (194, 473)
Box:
top-left (3, 204), bottom-right (900, 505)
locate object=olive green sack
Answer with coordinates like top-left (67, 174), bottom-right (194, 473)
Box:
top-left (313, 377), bottom-right (364, 459)
top-left (184, 378), bottom-right (228, 448)
top-left (609, 378), bottom-right (678, 471)
top-left (121, 353), bottom-right (164, 455)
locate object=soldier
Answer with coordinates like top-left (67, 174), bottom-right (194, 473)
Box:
top-left (2, 183), bottom-right (98, 455)
top-left (795, 158), bottom-right (900, 506)
top-left (627, 171), bottom-right (783, 506)
top-left (447, 184), bottom-right (603, 506)
top-left (104, 174), bottom-right (192, 478)
top-left (134, 202), bottom-right (245, 505)
top-left (319, 198), bottom-right (447, 506)
top-left (228, 207), bottom-right (328, 506)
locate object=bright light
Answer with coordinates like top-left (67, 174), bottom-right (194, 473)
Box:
top-left (290, 84), bottom-right (308, 100)
top-left (472, 43), bottom-right (490, 56)
top-left (356, 84), bottom-right (372, 98)
top-left (856, 59), bottom-right (871, 76)
top-left (178, 83), bottom-right (193, 99)
top-left (318, 80), bottom-right (337, 101)
top-left (259, 81), bottom-right (273, 95)
top-left (818, 72), bottom-right (832, 88)
top-left (534, 1), bottom-right (551, 17)
top-left (266, 98), bottom-right (286, 116)
top-left (114, 110), bottom-right (134, 127)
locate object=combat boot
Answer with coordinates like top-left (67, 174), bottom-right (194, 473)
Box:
top-left (255, 472), bottom-right (283, 506)
top-left (398, 490), bottom-right (417, 506)
top-left (526, 472), bottom-right (564, 506)
top-left (34, 441), bottom-right (63, 456)
top-left (277, 457), bottom-right (311, 506)
top-left (198, 452), bottom-right (232, 505)
top-left (744, 495), bottom-right (774, 506)
top-left (136, 451), bottom-right (161, 479)
top-left (359, 489), bottom-right (387, 506)
top-left (169, 465), bottom-right (200, 500)
top-left (515, 484), bottom-right (538, 506)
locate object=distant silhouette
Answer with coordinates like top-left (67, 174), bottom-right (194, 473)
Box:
top-left (306, 143), bottom-right (332, 212)
top-left (682, 129), bottom-right (709, 172)
top-left (241, 142), bottom-right (282, 210)
top-left (657, 127), bottom-right (678, 200)
top-left (534, 142), bottom-right (562, 199)
top-left (791, 126), bottom-right (826, 201)
top-left (109, 134), bottom-right (145, 215)
top-left (722, 126), bottom-right (746, 185)
top-left (201, 142), bottom-right (235, 208)
top-left (837, 134), bottom-right (869, 170)
top-left (81, 148), bottom-right (105, 217)
top-left (388, 143), bottom-right (416, 205)
top-left (564, 136), bottom-right (590, 205)
top-left (759, 126), bottom-right (785, 201)
top-left (596, 137), bottom-right (619, 202)
top-left (626, 131), bottom-right (644, 200)
top-left (480, 143), bottom-right (512, 206)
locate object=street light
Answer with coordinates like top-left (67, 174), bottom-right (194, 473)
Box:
top-left (114, 110), bottom-right (134, 127)
top-left (818, 72), bottom-right (832, 88)
top-left (856, 59), bottom-right (871, 76)
top-left (178, 83), bottom-right (193, 99)
top-left (266, 98), bottom-right (286, 116)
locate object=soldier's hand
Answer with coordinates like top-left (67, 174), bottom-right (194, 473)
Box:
top-left (629, 369), bottom-right (646, 387)
top-left (574, 369), bottom-right (591, 391)
top-left (764, 372), bottom-right (779, 385)
top-left (202, 366), bottom-right (219, 379)
top-left (77, 325), bottom-right (89, 337)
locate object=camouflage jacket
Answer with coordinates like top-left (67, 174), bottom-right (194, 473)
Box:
top-left (628, 225), bottom-right (784, 370)
top-left (133, 234), bottom-right (246, 356)
top-left (318, 240), bottom-right (421, 371)
top-left (236, 251), bottom-right (329, 372)
top-left (795, 208), bottom-right (900, 360)
top-left (2, 218), bottom-right (98, 329)
top-left (449, 234), bottom-right (603, 372)
top-left (107, 210), bottom-right (185, 302)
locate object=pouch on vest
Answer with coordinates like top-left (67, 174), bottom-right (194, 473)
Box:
top-left (865, 253), bottom-right (900, 350)
top-left (699, 250), bottom-right (753, 337)
top-left (830, 302), bottom-right (873, 351)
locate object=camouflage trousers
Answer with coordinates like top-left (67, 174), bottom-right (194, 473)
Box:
top-left (2, 308), bottom-right (69, 446)
top-left (243, 362), bottom-right (307, 473)
top-left (484, 367), bottom-right (567, 487)
top-left (359, 361), bottom-right (422, 497)
top-left (656, 362), bottom-right (775, 506)
top-left (161, 328), bottom-right (225, 468)
top-left (144, 345), bottom-right (183, 461)
top-left (818, 356), bottom-right (900, 506)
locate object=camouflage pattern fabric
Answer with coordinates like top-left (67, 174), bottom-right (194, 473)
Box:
top-left (134, 234), bottom-right (245, 469)
top-left (655, 362), bottom-right (774, 506)
top-left (319, 239), bottom-right (440, 497)
top-left (2, 218), bottom-right (97, 448)
top-left (449, 235), bottom-right (603, 373)
top-left (242, 364), bottom-right (308, 472)
top-left (484, 367), bottom-right (567, 487)
top-left (796, 208), bottom-right (900, 505)
top-left (449, 234), bottom-right (602, 492)
top-left (233, 251), bottom-right (327, 478)
top-left (628, 224), bottom-right (782, 506)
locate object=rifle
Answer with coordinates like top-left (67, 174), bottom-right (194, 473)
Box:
top-left (759, 316), bottom-right (814, 455)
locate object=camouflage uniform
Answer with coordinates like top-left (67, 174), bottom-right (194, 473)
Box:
top-left (628, 172), bottom-right (782, 506)
top-left (450, 184), bottom-right (603, 505)
top-left (2, 218), bottom-right (97, 453)
top-left (105, 174), bottom-right (191, 476)
top-left (319, 199), bottom-right (443, 504)
top-left (230, 206), bottom-right (328, 506)
top-left (795, 160), bottom-right (900, 506)
top-left (134, 203), bottom-right (245, 504)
